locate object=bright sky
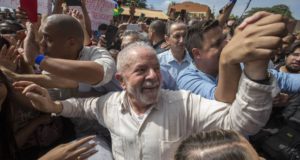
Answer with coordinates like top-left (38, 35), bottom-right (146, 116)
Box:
top-left (147, 0), bottom-right (300, 20)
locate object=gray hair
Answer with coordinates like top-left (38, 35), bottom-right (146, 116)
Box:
top-left (123, 30), bottom-right (149, 43)
top-left (117, 42), bottom-right (156, 73)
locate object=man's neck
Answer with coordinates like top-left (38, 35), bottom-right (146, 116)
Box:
top-left (152, 37), bottom-right (164, 46)
top-left (170, 48), bottom-right (185, 62)
top-left (128, 96), bottom-right (152, 116)
top-left (195, 62), bottom-right (218, 78)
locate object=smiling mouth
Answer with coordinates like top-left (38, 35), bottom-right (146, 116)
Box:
top-left (142, 86), bottom-right (159, 92)
top-left (291, 63), bottom-right (300, 66)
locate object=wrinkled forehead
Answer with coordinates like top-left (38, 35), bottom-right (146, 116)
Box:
top-left (127, 48), bottom-right (158, 66)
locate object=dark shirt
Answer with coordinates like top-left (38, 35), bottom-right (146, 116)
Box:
top-left (153, 40), bottom-right (168, 54)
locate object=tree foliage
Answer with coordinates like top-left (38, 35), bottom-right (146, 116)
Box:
top-left (245, 4), bottom-right (294, 19)
top-left (122, 0), bottom-right (148, 8)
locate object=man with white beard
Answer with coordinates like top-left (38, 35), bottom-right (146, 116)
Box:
top-left (16, 12), bottom-right (285, 158)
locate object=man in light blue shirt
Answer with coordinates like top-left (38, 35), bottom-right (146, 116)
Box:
top-left (158, 22), bottom-right (192, 85)
top-left (178, 20), bottom-right (300, 100)
top-left (178, 64), bottom-right (300, 100)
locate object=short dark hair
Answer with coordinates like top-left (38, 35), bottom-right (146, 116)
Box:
top-left (175, 130), bottom-right (253, 160)
top-left (149, 20), bottom-right (166, 37)
top-left (287, 41), bottom-right (300, 56)
top-left (0, 20), bottom-right (23, 34)
top-left (185, 20), bottom-right (219, 59)
top-left (98, 23), bottom-right (108, 31)
top-left (165, 21), bottom-right (186, 36)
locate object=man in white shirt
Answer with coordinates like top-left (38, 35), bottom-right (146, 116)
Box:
top-left (16, 12), bottom-right (285, 160)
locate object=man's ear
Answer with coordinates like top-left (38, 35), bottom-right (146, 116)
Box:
top-left (67, 37), bottom-right (77, 47)
top-left (192, 48), bottom-right (201, 60)
top-left (115, 73), bottom-right (126, 89)
top-left (165, 35), bottom-right (170, 43)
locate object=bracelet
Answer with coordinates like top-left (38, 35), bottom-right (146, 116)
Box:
top-left (246, 72), bottom-right (271, 85)
top-left (35, 54), bottom-right (45, 65)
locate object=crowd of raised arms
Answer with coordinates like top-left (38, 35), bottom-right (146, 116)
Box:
top-left (0, 0), bottom-right (300, 160)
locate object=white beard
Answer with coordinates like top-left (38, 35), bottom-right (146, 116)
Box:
top-left (126, 80), bottom-right (161, 106)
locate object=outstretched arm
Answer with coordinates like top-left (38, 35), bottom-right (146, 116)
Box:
top-left (13, 81), bottom-right (109, 125)
top-left (1, 67), bottom-right (78, 88)
top-left (14, 81), bottom-right (63, 113)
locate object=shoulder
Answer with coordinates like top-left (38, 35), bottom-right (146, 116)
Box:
top-left (160, 89), bottom-right (194, 103)
top-left (177, 64), bottom-right (201, 81)
top-left (79, 46), bottom-right (111, 60)
top-left (157, 50), bottom-right (171, 60)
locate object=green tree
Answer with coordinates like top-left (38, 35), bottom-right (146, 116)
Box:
top-left (229, 14), bottom-right (239, 20)
top-left (244, 4), bottom-right (294, 19)
top-left (122, 0), bottom-right (148, 8)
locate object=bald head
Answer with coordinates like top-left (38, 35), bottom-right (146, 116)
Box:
top-left (45, 14), bottom-right (84, 42)
top-left (117, 42), bottom-right (156, 73)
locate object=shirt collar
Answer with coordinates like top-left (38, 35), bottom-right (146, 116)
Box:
top-left (77, 46), bottom-right (86, 59)
top-left (167, 49), bottom-right (192, 64)
top-left (153, 39), bottom-right (165, 49)
top-left (191, 63), bottom-right (218, 83)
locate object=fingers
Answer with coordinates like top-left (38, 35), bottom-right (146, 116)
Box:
top-left (0, 45), bottom-right (8, 57)
top-left (22, 83), bottom-right (47, 96)
top-left (7, 46), bottom-right (17, 60)
top-left (238, 11), bottom-right (272, 30)
top-left (252, 36), bottom-right (282, 50)
top-left (253, 22), bottom-right (286, 38)
top-left (69, 136), bottom-right (96, 150)
top-left (16, 7), bottom-right (29, 20)
top-left (79, 149), bottom-right (98, 159)
top-left (71, 142), bottom-right (97, 158)
top-left (255, 14), bottom-right (283, 26)
top-left (13, 81), bottom-right (35, 91)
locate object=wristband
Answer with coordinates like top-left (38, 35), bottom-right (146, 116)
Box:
top-left (246, 72), bottom-right (271, 85)
top-left (35, 54), bottom-right (45, 65)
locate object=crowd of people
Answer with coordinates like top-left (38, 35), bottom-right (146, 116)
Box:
top-left (0, 0), bottom-right (300, 159)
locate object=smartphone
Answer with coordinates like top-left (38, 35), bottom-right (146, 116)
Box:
top-left (65, 0), bottom-right (82, 6)
top-left (20, 0), bottom-right (38, 22)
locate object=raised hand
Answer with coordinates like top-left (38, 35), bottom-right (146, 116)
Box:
top-left (223, 13), bottom-right (286, 64)
top-left (221, 12), bottom-right (287, 80)
top-left (39, 135), bottom-right (97, 160)
top-left (0, 45), bottom-right (20, 71)
top-left (23, 22), bottom-right (39, 65)
top-left (69, 9), bottom-right (85, 25)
